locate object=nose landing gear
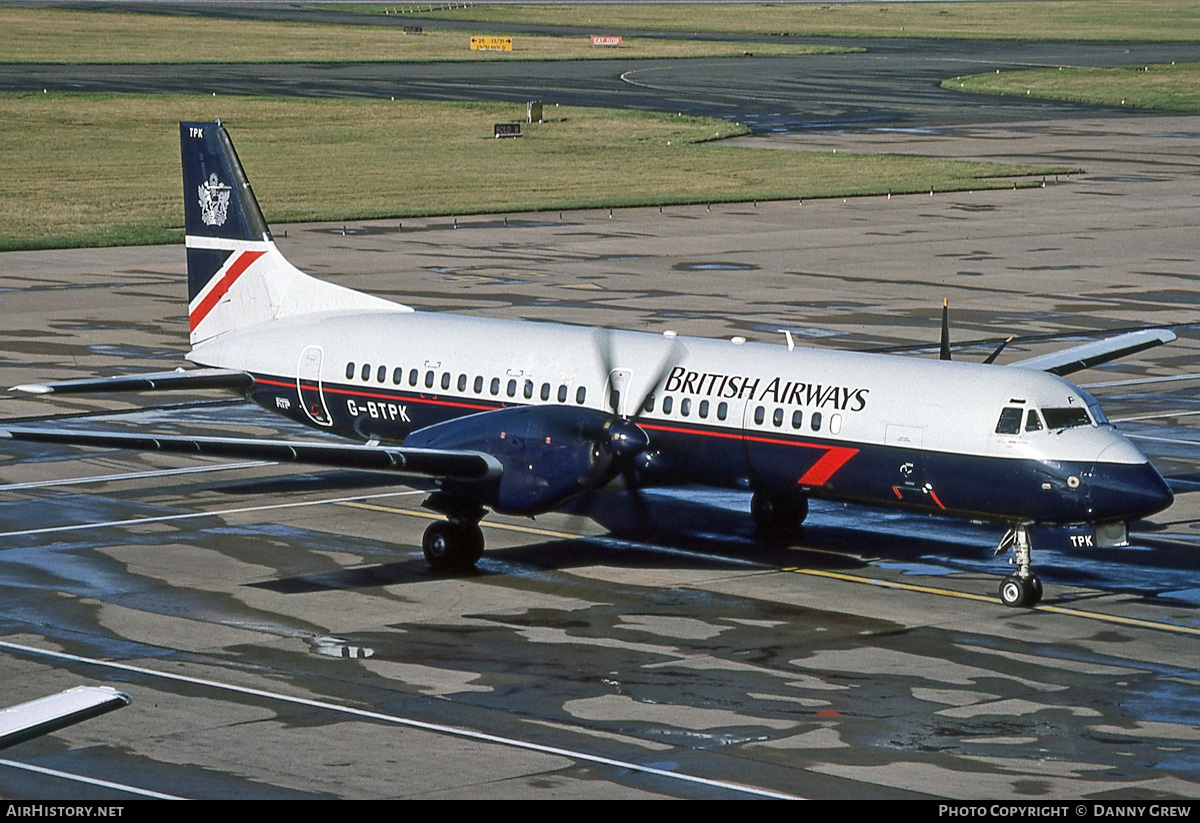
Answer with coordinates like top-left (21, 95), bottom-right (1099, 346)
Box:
top-left (995, 522), bottom-right (1043, 607)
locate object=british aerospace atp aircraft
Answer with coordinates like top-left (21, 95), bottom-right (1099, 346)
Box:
top-left (3, 122), bottom-right (1177, 608)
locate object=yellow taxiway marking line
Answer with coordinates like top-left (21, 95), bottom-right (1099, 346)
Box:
top-left (346, 501), bottom-right (1200, 639)
top-left (339, 500), bottom-right (582, 540)
top-left (794, 569), bottom-right (1200, 635)
top-left (792, 568), bottom-right (999, 604)
top-left (1035, 605), bottom-right (1200, 635)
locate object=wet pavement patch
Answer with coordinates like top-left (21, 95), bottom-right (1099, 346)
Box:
top-left (673, 262), bottom-right (759, 272)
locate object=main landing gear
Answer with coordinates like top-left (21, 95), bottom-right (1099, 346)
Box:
top-left (751, 491), bottom-right (809, 535)
top-left (419, 493), bottom-right (487, 572)
top-left (995, 522), bottom-right (1043, 608)
top-left (422, 520), bottom-right (485, 571)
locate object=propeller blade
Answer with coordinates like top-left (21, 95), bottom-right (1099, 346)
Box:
top-left (592, 328), bottom-right (620, 415)
top-left (629, 336), bottom-right (684, 422)
top-left (939, 299), bottom-right (952, 361)
top-left (593, 326), bottom-right (683, 421)
top-left (621, 460), bottom-right (651, 529)
top-left (588, 326), bottom-right (682, 526)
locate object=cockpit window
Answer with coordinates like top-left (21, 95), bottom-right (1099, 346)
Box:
top-left (1079, 389), bottom-right (1109, 425)
top-left (1042, 407), bottom-right (1092, 430)
top-left (1025, 410), bottom-right (1043, 432)
top-left (995, 407), bottom-right (1023, 435)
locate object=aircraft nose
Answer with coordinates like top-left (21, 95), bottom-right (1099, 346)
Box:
top-left (1089, 460), bottom-right (1174, 522)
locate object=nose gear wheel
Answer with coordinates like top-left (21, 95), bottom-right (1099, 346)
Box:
top-left (995, 522), bottom-right (1043, 607)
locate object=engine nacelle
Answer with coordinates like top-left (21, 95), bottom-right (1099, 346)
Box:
top-left (404, 405), bottom-right (621, 515)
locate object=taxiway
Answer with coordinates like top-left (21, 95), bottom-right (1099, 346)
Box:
top-left (2, 114), bottom-right (1200, 798)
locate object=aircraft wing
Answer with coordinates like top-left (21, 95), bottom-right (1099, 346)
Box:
top-left (10, 367), bottom-right (254, 396)
top-left (0, 686), bottom-right (130, 750)
top-left (1009, 329), bottom-right (1176, 376)
top-left (0, 427), bottom-right (501, 481)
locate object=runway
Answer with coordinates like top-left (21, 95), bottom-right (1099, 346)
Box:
top-left (6, 29), bottom-right (1200, 132)
top-left (3, 110), bottom-right (1200, 797)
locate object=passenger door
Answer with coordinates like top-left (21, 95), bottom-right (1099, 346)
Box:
top-left (297, 345), bottom-right (333, 427)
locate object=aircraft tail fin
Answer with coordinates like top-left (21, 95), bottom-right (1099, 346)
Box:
top-left (180, 121), bottom-right (406, 347)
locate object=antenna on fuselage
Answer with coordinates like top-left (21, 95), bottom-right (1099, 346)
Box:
top-left (983, 336), bottom-right (1015, 365)
top-left (939, 299), bottom-right (952, 361)
top-left (939, 299), bottom-right (1013, 365)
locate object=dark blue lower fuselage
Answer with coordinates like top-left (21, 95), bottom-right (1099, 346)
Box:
top-left (251, 373), bottom-right (1172, 527)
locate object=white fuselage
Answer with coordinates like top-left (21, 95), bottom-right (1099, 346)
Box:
top-left (190, 305), bottom-right (1167, 527)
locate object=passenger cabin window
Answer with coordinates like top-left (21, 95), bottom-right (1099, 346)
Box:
top-left (409, 369), bottom-right (419, 387)
top-left (717, 402), bottom-right (728, 421)
top-left (1025, 410), bottom-right (1043, 432)
top-left (576, 386), bottom-right (587, 405)
top-left (663, 396), bottom-right (674, 414)
top-left (345, 363), bottom-right (355, 380)
top-left (490, 377), bottom-right (500, 396)
top-left (540, 383), bottom-right (550, 401)
top-left (754, 406), bottom-right (765, 425)
top-left (441, 372), bottom-right (451, 390)
top-left (474, 376), bottom-right (483, 394)
top-left (377, 366), bottom-right (386, 383)
top-left (681, 398), bottom-right (691, 417)
top-left (995, 407), bottom-right (1023, 435)
top-left (811, 411), bottom-right (822, 432)
top-left (792, 410), bottom-right (803, 429)
top-left (425, 371), bottom-right (435, 389)
top-left (524, 380), bottom-right (534, 400)
top-left (772, 408), bottom-right (783, 427)
top-left (699, 400), bottom-right (709, 418)
top-left (361, 364), bottom-right (371, 381)
top-left (558, 385), bottom-right (568, 403)
top-left (830, 414), bottom-right (842, 435)
top-left (393, 367), bottom-right (403, 385)
top-left (644, 394), bottom-right (655, 413)
top-left (458, 374), bottom-right (467, 392)
top-left (1042, 407), bottom-right (1092, 430)
top-left (507, 379), bottom-right (517, 398)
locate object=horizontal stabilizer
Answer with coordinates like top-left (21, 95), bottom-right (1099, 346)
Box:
top-left (1011, 329), bottom-right (1176, 376)
top-left (1, 428), bottom-right (502, 481)
top-left (0, 686), bottom-right (130, 750)
top-left (11, 368), bottom-right (254, 396)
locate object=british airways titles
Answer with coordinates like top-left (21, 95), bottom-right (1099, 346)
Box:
top-left (663, 367), bottom-right (870, 412)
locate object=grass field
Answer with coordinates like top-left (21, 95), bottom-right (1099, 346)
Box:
top-left (371, 1), bottom-right (1200, 42)
top-left (944, 63), bottom-right (1200, 111)
top-left (0, 7), bottom-right (854, 64)
top-left (0, 93), bottom-right (1062, 251)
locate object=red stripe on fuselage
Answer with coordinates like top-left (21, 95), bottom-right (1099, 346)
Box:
top-left (795, 444), bottom-right (860, 486)
top-left (257, 378), bottom-right (496, 412)
top-left (189, 250), bottom-right (265, 331)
